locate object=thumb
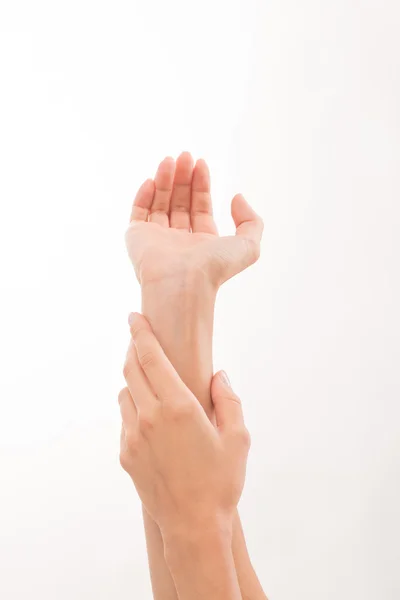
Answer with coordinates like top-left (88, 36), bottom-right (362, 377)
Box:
top-left (211, 371), bottom-right (244, 431)
top-left (218, 194), bottom-right (264, 283)
top-left (231, 193), bottom-right (264, 245)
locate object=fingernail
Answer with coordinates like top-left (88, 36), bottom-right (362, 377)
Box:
top-left (220, 371), bottom-right (231, 387)
top-left (128, 312), bottom-right (136, 327)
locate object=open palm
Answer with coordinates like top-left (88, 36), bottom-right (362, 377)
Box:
top-left (125, 152), bottom-right (264, 288)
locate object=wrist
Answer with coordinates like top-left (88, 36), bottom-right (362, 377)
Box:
top-left (141, 271), bottom-right (217, 335)
top-left (162, 516), bottom-right (241, 599)
top-left (162, 517), bottom-right (233, 564)
top-left (141, 269), bottom-right (218, 306)
top-left (141, 271), bottom-right (216, 363)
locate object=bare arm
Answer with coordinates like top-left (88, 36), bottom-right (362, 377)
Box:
top-left (163, 525), bottom-right (241, 600)
top-left (142, 278), bottom-right (267, 599)
top-left (126, 152), bottom-right (267, 599)
top-left (120, 313), bottom-right (247, 600)
top-left (139, 277), bottom-right (215, 598)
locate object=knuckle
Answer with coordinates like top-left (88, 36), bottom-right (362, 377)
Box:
top-left (191, 191), bottom-right (212, 215)
top-left (118, 388), bottom-right (128, 404)
top-left (129, 325), bottom-right (144, 343)
top-left (172, 202), bottom-right (190, 213)
top-left (119, 450), bottom-right (130, 471)
top-left (119, 452), bottom-right (125, 470)
top-left (242, 427), bottom-right (252, 449)
top-left (152, 199), bottom-right (170, 212)
top-left (245, 238), bottom-right (260, 264)
top-left (230, 425), bottom-right (251, 449)
top-left (229, 392), bottom-right (242, 406)
top-left (125, 430), bottom-right (140, 455)
top-left (165, 400), bottom-right (195, 422)
top-left (213, 393), bottom-right (230, 405)
top-left (139, 410), bottom-right (155, 434)
top-left (138, 350), bottom-right (155, 370)
top-left (122, 361), bottom-right (132, 380)
top-left (215, 392), bottom-right (242, 406)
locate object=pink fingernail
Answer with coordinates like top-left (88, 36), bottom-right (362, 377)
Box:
top-left (128, 312), bottom-right (136, 327)
top-left (220, 371), bottom-right (231, 387)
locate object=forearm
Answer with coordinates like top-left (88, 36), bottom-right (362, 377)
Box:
top-left (232, 512), bottom-right (268, 600)
top-left (137, 274), bottom-right (214, 599)
top-left (141, 273), bottom-right (216, 417)
top-left (163, 523), bottom-right (241, 600)
top-left (142, 506), bottom-right (179, 600)
top-left (141, 274), bottom-right (266, 599)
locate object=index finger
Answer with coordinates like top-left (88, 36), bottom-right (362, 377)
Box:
top-left (128, 312), bottom-right (190, 402)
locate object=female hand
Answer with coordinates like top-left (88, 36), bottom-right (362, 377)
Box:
top-left (119, 312), bottom-right (251, 539)
top-left (125, 152), bottom-right (264, 289)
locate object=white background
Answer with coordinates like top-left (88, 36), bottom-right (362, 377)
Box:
top-left (1, 1), bottom-right (399, 598)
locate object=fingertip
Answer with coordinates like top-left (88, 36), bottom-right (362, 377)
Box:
top-left (231, 192), bottom-right (245, 207)
top-left (138, 178), bottom-right (155, 198)
top-left (128, 312), bottom-right (138, 327)
top-left (219, 370), bottom-right (231, 387)
top-left (193, 159), bottom-right (211, 188)
top-left (231, 194), bottom-right (263, 239)
top-left (195, 157), bottom-right (209, 170)
top-left (157, 156), bottom-right (175, 173)
top-left (179, 150), bottom-right (193, 160)
top-left (128, 312), bottom-right (152, 338)
top-left (175, 151), bottom-right (194, 171)
top-left (231, 193), bottom-right (255, 217)
top-left (211, 370), bottom-right (232, 394)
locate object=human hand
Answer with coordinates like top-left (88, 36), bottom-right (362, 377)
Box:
top-left (125, 152), bottom-right (264, 290)
top-left (119, 312), bottom-right (251, 539)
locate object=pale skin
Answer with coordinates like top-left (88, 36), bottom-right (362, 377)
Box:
top-left (122, 151), bottom-right (267, 598)
top-left (120, 313), bottom-right (249, 599)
